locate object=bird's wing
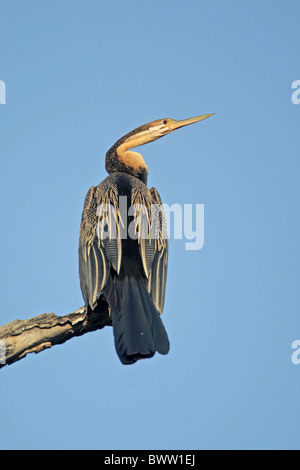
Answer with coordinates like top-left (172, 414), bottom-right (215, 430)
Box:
top-left (148, 187), bottom-right (169, 314)
top-left (79, 178), bottom-right (122, 309)
top-left (131, 183), bottom-right (168, 314)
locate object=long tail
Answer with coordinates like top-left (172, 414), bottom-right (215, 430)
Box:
top-left (109, 277), bottom-right (170, 364)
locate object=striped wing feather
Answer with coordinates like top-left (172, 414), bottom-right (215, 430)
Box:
top-left (79, 179), bottom-right (121, 309)
top-left (134, 185), bottom-right (168, 314)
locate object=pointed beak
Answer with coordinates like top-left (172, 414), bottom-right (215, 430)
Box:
top-left (168, 113), bottom-right (215, 132)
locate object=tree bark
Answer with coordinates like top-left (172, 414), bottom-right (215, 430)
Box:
top-left (0, 306), bottom-right (111, 369)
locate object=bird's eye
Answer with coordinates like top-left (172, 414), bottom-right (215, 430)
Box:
top-left (162, 119), bottom-right (168, 125)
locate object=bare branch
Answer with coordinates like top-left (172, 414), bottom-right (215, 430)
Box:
top-left (0, 306), bottom-right (111, 369)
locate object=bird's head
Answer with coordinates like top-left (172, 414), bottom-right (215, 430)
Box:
top-left (106, 114), bottom-right (215, 182)
top-left (119, 114), bottom-right (215, 148)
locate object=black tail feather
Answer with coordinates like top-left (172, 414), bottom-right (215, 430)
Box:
top-left (110, 277), bottom-right (170, 364)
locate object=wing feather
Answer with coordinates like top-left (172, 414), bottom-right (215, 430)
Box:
top-left (79, 178), bottom-right (122, 309)
top-left (148, 187), bottom-right (168, 314)
top-left (132, 183), bottom-right (168, 314)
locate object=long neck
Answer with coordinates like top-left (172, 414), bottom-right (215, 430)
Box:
top-left (105, 128), bottom-right (149, 185)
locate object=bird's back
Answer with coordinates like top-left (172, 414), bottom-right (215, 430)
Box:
top-left (79, 171), bottom-right (169, 364)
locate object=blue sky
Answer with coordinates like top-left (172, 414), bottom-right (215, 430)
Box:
top-left (0, 0), bottom-right (300, 450)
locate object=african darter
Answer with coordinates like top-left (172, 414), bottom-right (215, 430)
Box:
top-left (79, 114), bottom-right (214, 364)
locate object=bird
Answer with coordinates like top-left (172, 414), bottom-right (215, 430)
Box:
top-left (79, 114), bottom-right (214, 364)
